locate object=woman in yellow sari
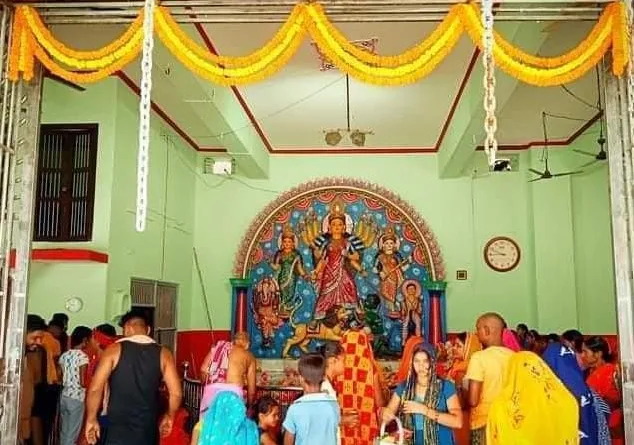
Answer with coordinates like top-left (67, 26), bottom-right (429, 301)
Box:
top-left (486, 351), bottom-right (579, 445)
top-left (446, 333), bottom-right (481, 445)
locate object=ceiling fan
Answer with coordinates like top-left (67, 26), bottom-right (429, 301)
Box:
top-left (572, 68), bottom-right (607, 168)
top-left (529, 112), bottom-right (583, 182)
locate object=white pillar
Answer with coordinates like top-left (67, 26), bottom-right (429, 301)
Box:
top-left (604, 61), bottom-right (634, 443)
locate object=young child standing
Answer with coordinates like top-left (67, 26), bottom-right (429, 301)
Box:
top-left (254, 396), bottom-right (281, 445)
top-left (282, 354), bottom-right (340, 445)
top-left (320, 342), bottom-right (358, 445)
top-left (58, 326), bottom-right (92, 445)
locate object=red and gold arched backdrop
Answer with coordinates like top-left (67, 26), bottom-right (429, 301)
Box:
top-left (233, 178), bottom-right (447, 358)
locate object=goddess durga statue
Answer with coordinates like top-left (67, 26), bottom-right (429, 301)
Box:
top-left (301, 197), bottom-right (376, 320)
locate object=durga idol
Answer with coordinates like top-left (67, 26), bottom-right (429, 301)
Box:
top-left (311, 198), bottom-right (365, 320)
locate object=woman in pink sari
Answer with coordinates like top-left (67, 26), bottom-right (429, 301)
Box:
top-left (311, 199), bottom-right (365, 320)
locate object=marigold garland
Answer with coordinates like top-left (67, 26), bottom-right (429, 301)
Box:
top-left (154, 7), bottom-right (306, 85)
top-left (7, 0), bottom-right (631, 87)
top-left (156, 4), bottom-right (304, 68)
top-left (306, 4), bottom-right (463, 85)
top-left (21, 6), bottom-right (144, 61)
top-left (308, 2), bottom-right (461, 68)
top-left (458, 3), bottom-right (621, 86)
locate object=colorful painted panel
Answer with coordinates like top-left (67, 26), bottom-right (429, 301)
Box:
top-left (234, 179), bottom-right (445, 359)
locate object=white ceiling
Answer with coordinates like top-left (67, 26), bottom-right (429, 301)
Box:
top-left (49, 15), bottom-right (600, 154)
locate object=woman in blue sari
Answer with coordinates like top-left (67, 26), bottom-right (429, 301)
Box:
top-left (383, 343), bottom-right (462, 445)
top-left (543, 342), bottom-right (605, 445)
top-left (198, 391), bottom-right (259, 445)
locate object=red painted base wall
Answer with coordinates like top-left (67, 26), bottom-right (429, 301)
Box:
top-left (176, 330), bottom-right (620, 380)
top-left (176, 330), bottom-right (231, 379)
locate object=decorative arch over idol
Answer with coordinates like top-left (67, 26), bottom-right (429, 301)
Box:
top-left (232, 178), bottom-right (447, 359)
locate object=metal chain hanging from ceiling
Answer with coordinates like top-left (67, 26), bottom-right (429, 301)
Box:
top-left (136, 0), bottom-right (155, 233)
top-left (481, 0), bottom-right (498, 168)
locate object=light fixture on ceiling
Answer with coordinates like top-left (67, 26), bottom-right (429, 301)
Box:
top-left (350, 130), bottom-right (366, 147)
top-left (325, 131), bottom-right (343, 146)
top-left (323, 74), bottom-right (373, 147)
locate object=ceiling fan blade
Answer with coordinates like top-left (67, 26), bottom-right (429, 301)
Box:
top-left (580, 159), bottom-right (599, 169)
top-left (529, 177), bottom-right (545, 183)
top-left (529, 168), bottom-right (544, 176)
top-left (572, 149), bottom-right (596, 158)
top-left (551, 171), bottom-right (583, 177)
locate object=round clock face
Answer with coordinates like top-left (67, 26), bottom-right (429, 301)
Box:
top-left (484, 237), bottom-right (521, 272)
top-left (65, 297), bottom-right (84, 313)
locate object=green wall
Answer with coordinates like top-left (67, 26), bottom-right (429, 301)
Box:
top-left (27, 79), bottom-right (196, 328)
top-left (190, 131), bottom-right (616, 334)
top-left (26, 80), bottom-right (616, 335)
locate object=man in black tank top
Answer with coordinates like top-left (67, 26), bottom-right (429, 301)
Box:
top-left (84, 310), bottom-right (182, 445)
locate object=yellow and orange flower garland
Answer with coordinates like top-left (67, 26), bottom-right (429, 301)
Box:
top-left (7, 1), bottom-right (630, 87)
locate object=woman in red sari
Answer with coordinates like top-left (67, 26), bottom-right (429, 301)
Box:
top-left (311, 199), bottom-right (364, 320)
top-left (583, 336), bottom-right (623, 445)
top-left (447, 332), bottom-right (481, 445)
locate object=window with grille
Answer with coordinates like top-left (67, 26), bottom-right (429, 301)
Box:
top-left (34, 124), bottom-right (98, 242)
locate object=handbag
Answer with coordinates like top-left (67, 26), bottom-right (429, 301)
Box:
top-left (374, 416), bottom-right (405, 445)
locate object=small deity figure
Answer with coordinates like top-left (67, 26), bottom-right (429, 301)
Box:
top-left (361, 293), bottom-right (390, 356)
top-left (252, 277), bottom-right (284, 348)
top-left (270, 224), bottom-right (308, 318)
top-left (310, 197), bottom-right (366, 320)
top-left (373, 225), bottom-right (411, 318)
top-left (401, 279), bottom-right (423, 346)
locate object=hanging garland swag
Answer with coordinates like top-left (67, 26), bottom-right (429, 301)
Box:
top-left (8, 1), bottom-right (630, 87)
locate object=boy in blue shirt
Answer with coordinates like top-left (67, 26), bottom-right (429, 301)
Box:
top-left (283, 353), bottom-right (340, 445)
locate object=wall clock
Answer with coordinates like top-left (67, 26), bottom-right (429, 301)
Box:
top-left (484, 236), bottom-right (521, 272)
top-left (65, 297), bottom-right (84, 313)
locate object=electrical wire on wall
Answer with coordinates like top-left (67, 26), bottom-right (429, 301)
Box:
top-left (160, 132), bottom-right (170, 279)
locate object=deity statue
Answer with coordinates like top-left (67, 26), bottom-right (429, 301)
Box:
top-left (401, 279), bottom-right (423, 345)
top-left (373, 225), bottom-right (411, 318)
top-left (308, 198), bottom-right (366, 320)
top-left (252, 277), bottom-right (284, 348)
top-left (270, 224), bottom-right (308, 318)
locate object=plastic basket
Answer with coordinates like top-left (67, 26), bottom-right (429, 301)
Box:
top-left (374, 416), bottom-right (404, 445)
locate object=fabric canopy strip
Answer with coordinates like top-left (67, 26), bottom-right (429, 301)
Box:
top-left (8, 1), bottom-right (630, 87)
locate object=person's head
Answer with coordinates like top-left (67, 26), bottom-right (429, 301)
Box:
top-left (582, 336), bottom-right (613, 368)
top-left (281, 234), bottom-right (295, 252)
top-left (25, 314), bottom-right (46, 351)
top-left (254, 396), bottom-right (280, 430)
top-left (526, 329), bottom-right (539, 349)
top-left (475, 312), bottom-right (505, 347)
top-left (328, 216), bottom-right (345, 237)
top-left (51, 313), bottom-right (69, 332)
top-left (319, 341), bottom-right (344, 380)
top-left (410, 344), bottom-right (435, 382)
top-left (561, 329), bottom-right (584, 353)
top-left (234, 331), bottom-right (250, 349)
top-left (516, 323), bottom-right (528, 339)
top-left (405, 283), bottom-right (417, 297)
top-left (70, 326), bottom-right (93, 349)
top-left (119, 309), bottom-right (151, 337)
top-left (297, 353), bottom-right (325, 391)
top-left (48, 317), bottom-right (65, 339)
top-left (453, 332), bottom-right (467, 358)
top-left (95, 323), bottom-right (117, 337)
top-left (547, 333), bottom-right (560, 343)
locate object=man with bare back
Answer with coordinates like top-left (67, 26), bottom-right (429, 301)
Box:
top-left (200, 332), bottom-right (257, 413)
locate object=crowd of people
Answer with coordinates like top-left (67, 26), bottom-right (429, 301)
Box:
top-left (196, 313), bottom-right (624, 445)
top-left (16, 309), bottom-right (624, 445)
top-left (20, 309), bottom-right (183, 445)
